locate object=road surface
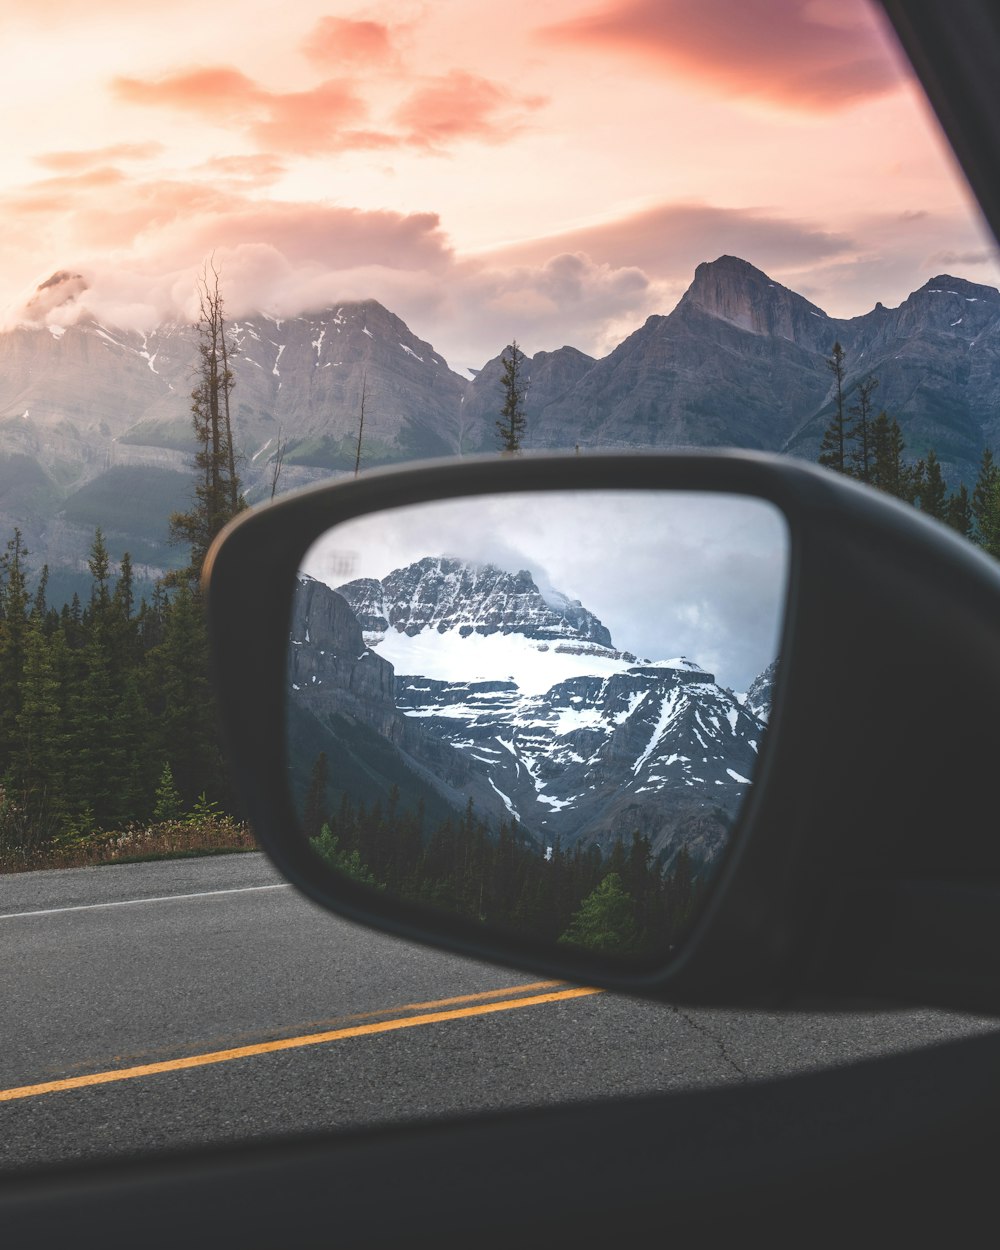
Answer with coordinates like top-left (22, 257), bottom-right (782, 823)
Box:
top-left (1, 854), bottom-right (995, 1172)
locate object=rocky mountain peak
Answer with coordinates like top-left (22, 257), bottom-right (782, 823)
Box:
top-left (893, 273), bottom-right (1000, 334)
top-left (337, 556), bottom-right (614, 648)
top-left (17, 270), bottom-right (89, 323)
top-left (917, 274), bottom-right (999, 300)
top-left (681, 254), bottom-right (831, 345)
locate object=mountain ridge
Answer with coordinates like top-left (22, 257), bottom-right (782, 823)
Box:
top-left (3, 256), bottom-right (1000, 590)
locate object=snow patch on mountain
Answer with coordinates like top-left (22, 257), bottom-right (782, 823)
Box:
top-left (374, 627), bottom-right (647, 696)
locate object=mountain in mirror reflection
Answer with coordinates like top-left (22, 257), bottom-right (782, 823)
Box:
top-left (289, 556), bottom-right (772, 871)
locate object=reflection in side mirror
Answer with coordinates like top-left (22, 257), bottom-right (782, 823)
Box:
top-left (285, 490), bottom-right (788, 963)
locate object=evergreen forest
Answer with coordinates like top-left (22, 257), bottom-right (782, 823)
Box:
top-left (303, 773), bottom-right (705, 957)
top-left (0, 266), bottom-right (243, 868)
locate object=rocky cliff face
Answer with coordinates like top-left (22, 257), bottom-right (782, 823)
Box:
top-left (743, 658), bottom-right (778, 724)
top-left (288, 575), bottom-right (513, 818)
top-left (338, 557), bottom-right (615, 647)
top-left (289, 577), bottom-right (399, 738)
top-left (681, 255), bottom-right (835, 348)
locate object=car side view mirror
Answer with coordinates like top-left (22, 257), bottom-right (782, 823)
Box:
top-left (204, 453), bottom-right (1000, 1014)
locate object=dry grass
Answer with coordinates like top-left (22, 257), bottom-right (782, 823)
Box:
top-left (0, 815), bottom-right (258, 874)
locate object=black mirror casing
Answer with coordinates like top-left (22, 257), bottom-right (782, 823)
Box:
top-left (204, 451), bottom-right (1000, 1014)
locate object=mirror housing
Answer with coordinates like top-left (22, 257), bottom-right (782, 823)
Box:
top-left (204, 451), bottom-right (1000, 1014)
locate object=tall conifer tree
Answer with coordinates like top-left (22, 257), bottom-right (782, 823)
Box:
top-left (972, 448), bottom-right (1000, 556)
top-left (918, 448), bottom-right (949, 521)
top-left (847, 373), bottom-right (879, 483)
top-left (496, 341), bottom-right (527, 455)
top-left (818, 342), bottom-right (849, 474)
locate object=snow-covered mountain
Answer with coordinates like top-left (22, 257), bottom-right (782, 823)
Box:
top-left (744, 659), bottom-right (779, 724)
top-left (291, 557), bottom-right (772, 866)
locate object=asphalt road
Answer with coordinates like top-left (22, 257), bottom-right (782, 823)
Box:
top-left (2, 853), bottom-right (997, 1173)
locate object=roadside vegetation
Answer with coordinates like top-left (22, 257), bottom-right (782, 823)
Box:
top-left (0, 807), bottom-right (255, 874)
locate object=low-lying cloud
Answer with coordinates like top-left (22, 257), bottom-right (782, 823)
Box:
top-left (5, 160), bottom-right (996, 377)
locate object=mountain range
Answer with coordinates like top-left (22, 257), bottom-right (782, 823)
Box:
top-left (3, 255), bottom-right (1000, 594)
top-left (288, 557), bottom-right (770, 867)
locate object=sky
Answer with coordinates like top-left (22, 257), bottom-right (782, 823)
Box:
top-left (2, 0), bottom-right (998, 374)
top-left (300, 491), bottom-right (789, 692)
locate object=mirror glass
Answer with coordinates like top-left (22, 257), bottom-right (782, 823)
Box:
top-left (286, 490), bottom-right (789, 962)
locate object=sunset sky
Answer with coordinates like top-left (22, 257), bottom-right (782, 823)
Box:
top-left (2, 0), bottom-right (998, 373)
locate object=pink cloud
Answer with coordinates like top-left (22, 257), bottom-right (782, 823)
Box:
top-left (491, 202), bottom-right (854, 279)
top-left (111, 61), bottom-right (542, 155)
top-left (543, 0), bottom-right (904, 111)
top-left (113, 66), bottom-right (387, 155)
top-left (114, 66), bottom-right (264, 118)
top-left (301, 16), bottom-right (396, 67)
top-left (394, 71), bottom-right (547, 148)
top-left (35, 142), bottom-right (165, 172)
top-left (928, 249), bottom-right (997, 267)
top-left (9, 166), bottom-right (131, 218)
top-left (193, 154), bottom-right (287, 184)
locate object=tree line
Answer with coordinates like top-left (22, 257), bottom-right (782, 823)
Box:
top-left (816, 339), bottom-right (1000, 555)
top-left (0, 264), bottom-right (243, 860)
top-left (303, 757), bottom-right (705, 956)
top-left (0, 528), bottom-right (229, 855)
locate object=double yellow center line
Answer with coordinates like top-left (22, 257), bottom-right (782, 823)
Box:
top-left (0, 981), bottom-right (602, 1103)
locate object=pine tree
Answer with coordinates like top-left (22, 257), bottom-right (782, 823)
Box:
top-left (917, 448), bottom-right (949, 521)
top-left (169, 262), bottom-right (245, 585)
top-left (32, 564), bottom-right (49, 622)
top-left (871, 411), bottom-right (917, 501)
top-left (496, 341), bottom-right (527, 455)
top-left (63, 615), bottom-right (118, 827)
top-left (664, 845), bottom-right (697, 933)
top-left (109, 674), bottom-right (148, 824)
top-left (558, 872), bottom-right (638, 954)
top-left (153, 762), bottom-right (184, 822)
top-left (972, 448), bottom-right (1000, 556)
top-left (146, 583), bottom-right (222, 806)
top-left (302, 752), bottom-right (329, 840)
top-left (847, 373), bottom-right (879, 483)
top-left (945, 483), bottom-right (973, 539)
top-left (0, 530), bottom-right (32, 765)
top-left (12, 614), bottom-right (67, 830)
top-left (817, 342), bottom-right (849, 474)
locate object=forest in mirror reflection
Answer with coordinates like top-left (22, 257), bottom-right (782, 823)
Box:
top-left (287, 491), bottom-right (788, 958)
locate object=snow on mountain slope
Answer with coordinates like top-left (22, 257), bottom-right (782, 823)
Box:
top-left (325, 556), bottom-right (771, 863)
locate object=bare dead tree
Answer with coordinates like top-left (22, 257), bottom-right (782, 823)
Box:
top-left (267, 430), bottom-right (287, 497)
top-left (269, 427), bottom-right (287, 500)
top-left (167, 260), bottom-right (243, 583)
top-left (354, 371), bottom-right (369, 478)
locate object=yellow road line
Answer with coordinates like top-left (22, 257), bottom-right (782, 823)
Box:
top-left (0, 984), bottom-right (602, 1103)
top-left (361, 980), bottom-right (565, 1018)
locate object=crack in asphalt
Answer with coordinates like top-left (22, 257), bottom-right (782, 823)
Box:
top-left (671, 1006), bottom-right (749, 1079)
